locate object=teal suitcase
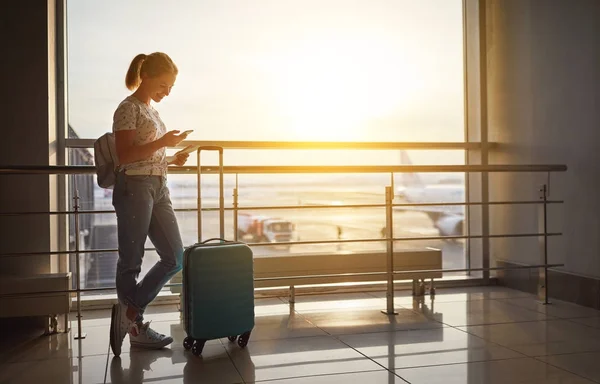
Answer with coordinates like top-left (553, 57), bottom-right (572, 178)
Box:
top-left (182, 147), bottom-right (255, 356)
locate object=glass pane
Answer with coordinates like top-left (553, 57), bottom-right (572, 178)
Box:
top-left (66, 0), bottom-right (464, 142)
top-left (392, 150), bottom-right (466, 277)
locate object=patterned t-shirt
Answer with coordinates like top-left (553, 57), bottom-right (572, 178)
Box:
top-left (112, 95), bottom-right (167, 175)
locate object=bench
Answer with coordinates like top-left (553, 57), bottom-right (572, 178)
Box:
top-left (0, 273), bottom-right (72, 334)
top-left (253, 248), bottom-right (442, 301)
top-left (171, 248), bottom-right (442, 303)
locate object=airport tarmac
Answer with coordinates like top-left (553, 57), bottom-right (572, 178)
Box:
top-left (83, 184), bottom-right (466, 290)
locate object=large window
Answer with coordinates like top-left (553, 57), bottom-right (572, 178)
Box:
top-left (66, 1), bottom-right (467, 292)
top-left (67, 0), bottom-right (464, 143)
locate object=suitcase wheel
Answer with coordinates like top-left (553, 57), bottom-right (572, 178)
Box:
top-left (192, 339), bottom-right (206, 356)
top-left (183, 336), bottom-right (194, 350)
top-left (237, 331), bottom-right (251, 348)
top-left (227, 335), bottom-right (237, 342)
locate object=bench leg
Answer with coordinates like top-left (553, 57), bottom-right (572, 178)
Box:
top-left (289, 285), bottom-right (296, 304)
top-left (44, 315), bottom-right (59, 335)
top-left (413, 279), bottom-right (426, 297)
top-left (44, 316), bottom-right (51, 335)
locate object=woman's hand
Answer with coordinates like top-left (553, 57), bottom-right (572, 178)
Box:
top-left (169, 152), bottom-right (189, 166)
top-left (161, 130), bottom-right (187, 147)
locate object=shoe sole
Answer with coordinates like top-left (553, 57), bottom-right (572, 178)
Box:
top-left (110, 304), bottom-right (122, 357)
top-left (131, 337), bottom-right (174, 350)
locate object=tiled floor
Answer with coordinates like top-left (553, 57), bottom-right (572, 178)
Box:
top-left (2, 286), bottom-right (600, 383)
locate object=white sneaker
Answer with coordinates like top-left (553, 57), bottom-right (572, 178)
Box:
top-left (110, 302), bottom-right (132, 357)
top-left (129, 321), bottom-right (173, 350)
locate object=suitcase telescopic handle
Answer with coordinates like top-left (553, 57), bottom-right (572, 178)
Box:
top-left (196, 146), bottom-right (223, 153)
top-left (196, 146), bottom-right (225, 243)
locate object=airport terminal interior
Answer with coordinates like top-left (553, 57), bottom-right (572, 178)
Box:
top-left (2, 1), bottom-right (600, 383)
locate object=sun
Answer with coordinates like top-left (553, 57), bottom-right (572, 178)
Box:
top-left (260, 36), bottom-right (424, 141)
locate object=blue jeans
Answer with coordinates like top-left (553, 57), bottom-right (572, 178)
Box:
top-left (112, 171), bottom-right (183, 320)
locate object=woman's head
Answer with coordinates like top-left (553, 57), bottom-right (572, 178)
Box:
top-left (125, 52), bottom-right (178, 102)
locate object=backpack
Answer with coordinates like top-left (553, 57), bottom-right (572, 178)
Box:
top-left (94, 132), bottom-right (119, 188)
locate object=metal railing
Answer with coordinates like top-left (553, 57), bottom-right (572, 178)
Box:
top-left (64, 139), bottom-right (484, 150)
top-left (0, 161), bottom-right (567, 339)
top-left (0, 164), bottom-right (567, 175)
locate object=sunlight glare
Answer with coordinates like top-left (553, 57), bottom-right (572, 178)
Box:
top-left (258, 36), bottom-right (425, 141)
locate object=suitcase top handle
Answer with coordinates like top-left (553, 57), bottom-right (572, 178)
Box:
top-left (200, 238), bottom-right (231, 244)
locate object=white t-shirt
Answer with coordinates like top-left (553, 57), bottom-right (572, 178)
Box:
top-left (112, 95), bottom-right (167, 175)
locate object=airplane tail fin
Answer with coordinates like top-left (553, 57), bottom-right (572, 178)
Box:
top-left (399, 150), bottom-right (425, 189)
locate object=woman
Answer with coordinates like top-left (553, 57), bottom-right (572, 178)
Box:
top-left (110, 52), bottom-right (190, 357)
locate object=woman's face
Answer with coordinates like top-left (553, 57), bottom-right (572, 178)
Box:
top-left (142, 72), bottom-right (177, 103)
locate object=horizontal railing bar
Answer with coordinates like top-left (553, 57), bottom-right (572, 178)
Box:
top-left (0, 232), bottom-right (563, 257)
top-left (0, 285), bottom-right (173, 297)
top-left (246, 232), bottom-right (562, 246)
top-left (0, 263), bottom-right (564, 298)
top-left (0, 248), bottom-right (159, 257)
top-left (0, 200), bottom-right (565, 216)
top-left (0, 164), bottom-right (568, 175)
top-left (202, 200), bottom-right (564, 211)
top-left (0, 208), bottom-right (210, 216)
top-left (393, 200), bottom-right (565, 207)
top-left (65, 139), bottom-right (482, 150)
top-left (254, 263), bottom-right (566, 281)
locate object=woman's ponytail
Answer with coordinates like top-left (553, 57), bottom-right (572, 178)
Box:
top-left (125, 54), bottom-right (147, 90)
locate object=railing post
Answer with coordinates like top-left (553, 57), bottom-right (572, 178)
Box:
top-left (382, 186), bottom-right (397, 315)
top-left (197, 150), bottom-right (202, 243)
top-left (73, 190), bottom-right (86, 339)
top-left (233, 186), bottom-right (239, 241)
top-left (538, 184), bottom-right (551, 305)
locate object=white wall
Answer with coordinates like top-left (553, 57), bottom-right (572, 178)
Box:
top-left (483, 0), bottom-right (600, 278)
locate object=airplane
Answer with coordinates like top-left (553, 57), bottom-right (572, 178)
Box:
top-left (393, 151), bottom-right (465, 238)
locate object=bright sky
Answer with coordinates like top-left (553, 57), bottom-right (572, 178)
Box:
top-left (67, 0), bottom-right (465, 150)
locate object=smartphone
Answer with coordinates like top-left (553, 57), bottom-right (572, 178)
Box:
top-left (181, 130), bottom-right (194, 136)
top-left (176, 144), bottom-right (201, 155)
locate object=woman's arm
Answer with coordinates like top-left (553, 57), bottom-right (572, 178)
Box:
top-left (113, 102), bottom-right (163, 165)
top-left (112, 101), bottom-right (187, 165)
top-left (167, 152), bottom-right (190, 166)
top-left (115, 130), bottom-right (187, 165)
top-left (115, 130), bottom-right (165, 165)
